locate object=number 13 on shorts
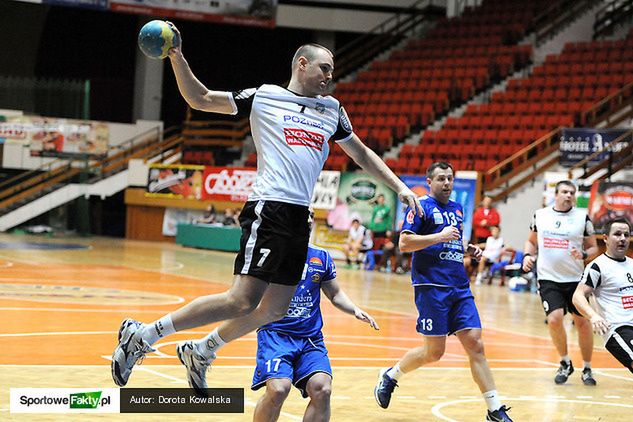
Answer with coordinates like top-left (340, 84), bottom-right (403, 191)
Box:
top-left (419, 318), bottom-right (433, 331)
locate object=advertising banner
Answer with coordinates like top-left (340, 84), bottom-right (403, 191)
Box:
top-left (395, 174), bottom-right (478, 243)
top-left (146, 164), bottom-right (205, 200)
top-left (148, 165), bottom-right (339, 209)
top-left (559, 128), bottom-right (630, 167)
top-left (311, 170), bottom-right (340, 210)
top-left (111, 0), bottom-right (278, 28)
top-left (42, 0), bottom-right (108, 10)
top-left (327, 172), bottom-right (397, 231)
top-left (588, 181), bottom-right (633, 234)
top-left (0, 117), bottom-right (109, 157)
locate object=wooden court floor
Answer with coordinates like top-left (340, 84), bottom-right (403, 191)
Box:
top-left (0, 233), bottom-right (631, 421)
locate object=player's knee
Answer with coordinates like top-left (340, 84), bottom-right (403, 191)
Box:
top-left (228, 293), bottom-right (259, 316)
top-left (547, 311), bottom-right (564, 327)
top-left (307, 379), bottom-right (332, 403)
top-left (465, 337), bottom-right (485, 356)
top-left (424, 346), bottom-right (445, 362)
top-left (263, 303), bottom-right (290, 322)
top-left (266, 382), bottom-right (291, 405)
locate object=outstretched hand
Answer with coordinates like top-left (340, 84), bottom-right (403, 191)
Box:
top-left (165, 21), bottom-right (182, 58)
top-left (355, 308), bottom-right (380, 330)
top-left (398, 187), bottom-right (423, 217)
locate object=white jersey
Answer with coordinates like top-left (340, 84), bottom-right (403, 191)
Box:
top-left (531, 207), bottom-right (594, 283)
top-left (228, 84), bottom-right (354, 206)
top-left (349, 224), bottom-right (373, 250)
top-left (581, 254), bottom-right (633, 341)
top-left (482, 236), bottom-right (504, 262)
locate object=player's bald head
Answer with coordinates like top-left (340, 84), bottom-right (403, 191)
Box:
top-left (292, 44), bottom-right (333, 69)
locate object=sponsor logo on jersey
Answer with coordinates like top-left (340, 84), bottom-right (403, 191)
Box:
top-left (439, 250), bottom-right (464, 263)
top-left (339, 106), bottom-right (353, 133)
top-left (311, 273), bottom-right (321, 283)
top-left (456, 209), bottom-right (463, 217)
top-left (622, 295), bottom-right (633, 309)
top-left (315, 102), bottom-right (326, 114)
top-left (406, 209), bottom-right (415, 224)
top-left (543, 237), bottom-right (569, 249)
top-left (309, 256), bottom-right (323, 266)
top-left (284, 128), bottom-right (325, 150)
top-left (283, 115), bottom-right (324, 130)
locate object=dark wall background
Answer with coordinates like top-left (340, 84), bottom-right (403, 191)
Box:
top-left (1, 1), bottom-right (365, 127)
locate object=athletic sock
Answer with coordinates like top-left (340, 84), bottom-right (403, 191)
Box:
top-left (561, 355), bottom-right (571, 364)
top-left (583, 361), bottom-right (591, 369)
top-left (142, 315), bottom-right (176, 346)
top-left (195, 328), bottom-right (226, 359)
top-left (386, 364), bottom-right (404, 381)
top-left (483, 390), bottom-right (502, 412)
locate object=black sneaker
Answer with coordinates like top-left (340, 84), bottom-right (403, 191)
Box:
top-left (374, 368), bottom-right (398, 409)
top-left (486, 405), bottom-right (513, 421)
top-left (581, 367), bottom-right (597, 386)
top-left (554, 360), bottom-right (574, 384)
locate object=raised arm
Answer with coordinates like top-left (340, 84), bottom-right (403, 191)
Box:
top-left (167, 25), bottom-right (235, 114)
top-left (321, 278), bottom-right (379, 330)
top-left (338, 134), bottom-right (422, 216)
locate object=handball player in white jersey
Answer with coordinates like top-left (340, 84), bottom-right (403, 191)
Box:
top-left (111, 24), bottom-right (420, 394)
top-left (523, 180), bottom-right (599, 385)
top-left (573, 218), bottom-right (633, 374)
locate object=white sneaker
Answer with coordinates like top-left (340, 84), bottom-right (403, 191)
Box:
top-left (177, 341), bottom-right (215, 396)
top-left (111, 319), bottom-right (155, 386)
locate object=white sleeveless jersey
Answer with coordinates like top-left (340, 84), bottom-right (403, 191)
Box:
top-left (581, 254), bottom-right (633, 341)
top-left (530, 207), bottom-right (594, 283)
top-left (228, 84), bottom-right (353, 206)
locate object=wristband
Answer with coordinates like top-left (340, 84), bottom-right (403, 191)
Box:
top-left (523, 253), bottom-right (531, 260)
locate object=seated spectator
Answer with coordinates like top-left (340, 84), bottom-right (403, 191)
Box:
top-left (343, 219), bottom-right (373, 269)
top-left (222, 208), bottom-right (240, 226)
top-left (475, 226), bottom-right (509, 285)
top-left (196, 204), bottom-right (217, 224)
top-left (378, 229), bottom-right (407, 274)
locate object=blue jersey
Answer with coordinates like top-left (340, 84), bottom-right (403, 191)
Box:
top-left (402, 195), bottom-right (469, 288)
top-left (259, 245), bottom-right (336, 337)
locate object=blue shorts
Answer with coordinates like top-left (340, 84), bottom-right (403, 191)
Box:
top-left (414, 285), bottom-right (482, 336)
top-left (251, 330), bottom-right (332, 398)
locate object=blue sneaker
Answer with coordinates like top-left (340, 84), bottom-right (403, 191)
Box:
top-left (486, 405), bottom-right (513, 421)
top-left (374, 367), bottom-right (398, 409)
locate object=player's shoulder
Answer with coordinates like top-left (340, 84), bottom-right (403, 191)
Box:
top-left (307, 244), bottom-right (332, 261)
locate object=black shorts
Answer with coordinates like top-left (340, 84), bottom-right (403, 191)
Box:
top-left (605, 325), bottom-right (633, 373)
top-left (537, 279), bottom-right (582, 316)
top-left (234, 200), bottom-right (310, 286)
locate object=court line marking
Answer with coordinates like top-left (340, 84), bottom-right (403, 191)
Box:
top-left (431, 397), bottom-right (633, 422)
top-left (4, 363), bottom-right (631, 374)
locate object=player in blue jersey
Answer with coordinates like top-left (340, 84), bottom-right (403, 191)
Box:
top-left (373, 162), bottom-right (513, 422)
top-left (252, 244), bottom-right (379, 421)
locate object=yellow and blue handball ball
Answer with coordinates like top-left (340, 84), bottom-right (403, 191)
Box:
top-left (138, 20), bottom-right (180, 60)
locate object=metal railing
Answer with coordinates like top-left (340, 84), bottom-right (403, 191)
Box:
top-left (0, 125), bottom-right (183, 214)
top-left (594, 0), bottom-right (633, 39)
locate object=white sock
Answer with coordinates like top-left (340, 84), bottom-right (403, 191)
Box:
top-left (196, 328), bottom-right (226, 358)
top-left (583, 361), bottom-right (591, 369)
top-left (561, 355), bottom-right (571, 364)
top-left (142, 315), bottom-right (176, 346)
top-left (483, 390), bottom-right (502, 412)
top-left (386, 364), bottom-right (404, 381)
